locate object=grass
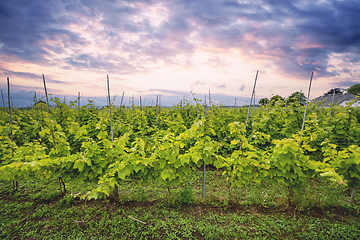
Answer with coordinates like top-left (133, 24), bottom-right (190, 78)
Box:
top-left (1, 169), bottom-right (359, 239)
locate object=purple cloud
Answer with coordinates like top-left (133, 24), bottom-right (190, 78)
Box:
top-left (0, 0), bottom-right (359, 81)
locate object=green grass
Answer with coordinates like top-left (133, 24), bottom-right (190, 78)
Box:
top-left (1, 170), bottom-right (359, 239)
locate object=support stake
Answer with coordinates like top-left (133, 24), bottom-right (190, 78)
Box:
top-left (107, 75), bottom-right (114, 143)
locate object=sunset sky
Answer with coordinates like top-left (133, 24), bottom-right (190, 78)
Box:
top-left (1, 0), bottom-right (360, 107)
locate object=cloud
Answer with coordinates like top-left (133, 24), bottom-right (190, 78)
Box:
top-left (0, 68), bottom-right (40, 79)
top-left (0, 0), bottom-right (87, 64)
top-left (214, 83), bottom-right (226, 89)
top-left (192, 80), bottom-right (206, 86)
top-left (0, 0), bottom-right (360, 91)
top-left (239, 84), bottom-right (245, 91)
top-left (330, 80), bottom-right (360, 88)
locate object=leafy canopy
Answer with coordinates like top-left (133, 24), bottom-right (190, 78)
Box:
top-left (347, 83), bottom-right (360, 95)
top-left (259, 98), bottom-right (268, 106)
top-left (287, 91), bottom-right (306, 106)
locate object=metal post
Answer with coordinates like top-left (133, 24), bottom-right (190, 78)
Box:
top-left (42, 74), bottom-right (52, 116)
top-left (119, 92), bottom-right (124, 121)
top-left (7, 78), bottom-right (13, 143)
top-left (252, 90), bottom-right (255, 133)
top-left (140, 96), bottom-right (142, 110)
top-left (42, 74), bottom-right (56, 148)
top-left (209, 90), bottom-right (211, 108)
top-left (78, 92), bottom-right (81, 128)
top-left (107, 75), bottom-right (114, 143)
top-left (297, 72), bottom-right (314, 160)
top-left (202, 103), bottom-right (207, 198)
top-left (34, 91), bottom-right (39, 121)
top-left (244, 71), bottom-right (258, 133)
top-left (1, 90), bottom-right (5, 113)
top-left (328, 89), bottom-right (336, 124)
top-left (156, 95), bottom-right (159, 129)
top-left (301, 72), bottom-right (313, 133)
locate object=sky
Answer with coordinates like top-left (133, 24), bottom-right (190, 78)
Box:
top-left (1, 0), bottom-right (360, 107)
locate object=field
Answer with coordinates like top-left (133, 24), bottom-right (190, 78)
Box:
top-left (0, 96), bottom-right (360, 239)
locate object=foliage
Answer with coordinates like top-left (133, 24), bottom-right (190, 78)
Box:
top-left (268, 95), bottom-right (285, 106)
top-left (259, 97), bottom-right (268, 106)
top-left (176, 182), bottom-right (194, 205)
top-left (325, 88), bottom-right (343, 95)
top-left (287, 91), bottom-right (307, 106)
top-left (347, 83), bottom-right (360, 95)
top-left (0, 97), bottom-right (359, 205)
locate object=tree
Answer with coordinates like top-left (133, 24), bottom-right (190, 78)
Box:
top-left (287, 91), bottom-right (306, 106)
top-left (347, 83), bottom-right (360, 95)
top-left (259, 98), bottom-right (269, 106)
top-left (324, 88), bottom-right (343, 95)
top-left (268, 95), bottom-right (284, 106)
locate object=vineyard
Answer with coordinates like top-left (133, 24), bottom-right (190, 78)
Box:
top-left (1, 93), bottom-right (359, 204)
top-left (1, 91), bottom-right (360, 239)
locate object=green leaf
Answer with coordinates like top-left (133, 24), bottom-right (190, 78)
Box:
top-left (191, 152), bottom-right (202, 164)
top-left (161, 170), bottom-right (171, 180)
top-left (117, 166), bottom-right (132, 180)
top-left (87, 190), bottom-right (99, 200)
top-left (180, 154), bottom-right (190, 166)
top-left (97, 131), bottom-right (108, 140)
top-left (103, 139), bottom-right (112, 149)
top-left (204, 145), bottom-right (213, 152)
top-left (73, 161), bottom-right (85, 172)
top-left (214, 160), bottom-right (223, 169)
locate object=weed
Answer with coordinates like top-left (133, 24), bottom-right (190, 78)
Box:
top-left (58, 194), bottom-right (74, 207)
top-left (176, 182), bottom-right (193, 205)
top-left (132, 186), bottom-right (148, 202)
